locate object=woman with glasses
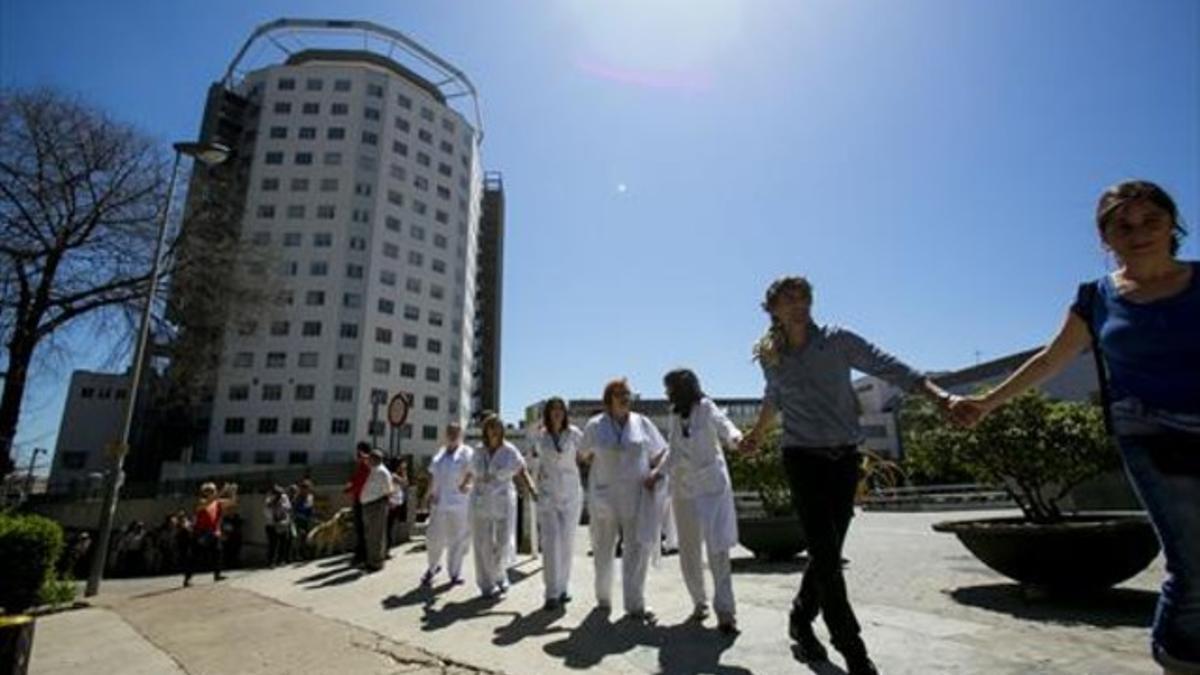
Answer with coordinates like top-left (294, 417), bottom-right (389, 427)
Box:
top-left (952, 180), bottom-right (1199, 674)
top-left (579, 378), bottom-right (669, 623)
top-left (648, 368), bottom-right (742, 633)
top-left (529, 397), bottom-right (585, 610)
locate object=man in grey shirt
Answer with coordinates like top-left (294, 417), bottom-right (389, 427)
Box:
top-left (740, 276), bottom-right (957, 675)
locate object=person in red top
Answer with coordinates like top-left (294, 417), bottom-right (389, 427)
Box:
top-left (184, 481), bottom-right (237, 586)
top-left (345, 442), bottom-right (372, 565)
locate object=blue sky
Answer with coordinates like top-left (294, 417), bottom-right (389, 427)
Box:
top-left (2, 0), bottom-right (1198, 470)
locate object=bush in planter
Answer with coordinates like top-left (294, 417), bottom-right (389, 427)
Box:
top-left (902, 390), bottom-right (1118, 523)
top-left (725, 423), bottom-right (791, 517)
top-left (0, 512), bottom-right (65, 614)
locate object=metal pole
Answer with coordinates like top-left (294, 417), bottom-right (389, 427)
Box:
top-left (86, 149), bottom-right (183, 597)
top-left (24, 447), bottom-right (44, 500)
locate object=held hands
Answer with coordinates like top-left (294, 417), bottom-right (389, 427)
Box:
top-left (949, 396), bottom-right (991, 428)
top-left (643, 470), bottom-right (663, 491)
top-left (737, 431), bottom-right (762, 456)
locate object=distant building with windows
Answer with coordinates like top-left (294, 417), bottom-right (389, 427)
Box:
top-left (48, 372), bottom-right (131, 495)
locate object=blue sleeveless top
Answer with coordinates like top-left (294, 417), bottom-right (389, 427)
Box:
top-left (1071, 261), bottom-right (1200, 415)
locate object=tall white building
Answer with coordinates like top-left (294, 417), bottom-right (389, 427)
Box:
top-left (188, 20), bottom-right (491, 467)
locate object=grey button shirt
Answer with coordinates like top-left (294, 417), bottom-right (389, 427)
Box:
top-left (761, 323), bottom-right (925, 450)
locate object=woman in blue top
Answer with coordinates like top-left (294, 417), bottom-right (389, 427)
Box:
top-left (954, 180), bottom-right (1199, 674)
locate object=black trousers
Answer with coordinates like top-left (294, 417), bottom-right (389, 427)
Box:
top-left (353, 500), bottom-right (367, 562)
top-left (184, 533), bottom-right (223, 582)
top-left (782, 446), bottom-right (866, 655)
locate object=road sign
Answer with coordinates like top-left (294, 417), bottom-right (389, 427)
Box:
top-left (387, 392), bottom-right (412, 428)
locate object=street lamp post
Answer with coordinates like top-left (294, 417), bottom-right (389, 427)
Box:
top-left (85, 141), bottom-right (230, 597)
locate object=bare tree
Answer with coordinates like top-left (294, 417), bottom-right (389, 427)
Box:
top-left (0, 88), bottom-right (169, 475)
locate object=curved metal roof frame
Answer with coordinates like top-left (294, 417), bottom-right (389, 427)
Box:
top-left (223, 18), bottom-right (483, 140)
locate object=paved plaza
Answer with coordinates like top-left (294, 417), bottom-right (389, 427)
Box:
top-left (32, 509), bottom-right (1163, 674)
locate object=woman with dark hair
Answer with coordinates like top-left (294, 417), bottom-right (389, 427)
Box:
top-left (530, 397), bottom-right (585, 610)
top-left (579, 378), bottom-right (669, 623)
top-left (953, 180), bottom-right (1199, 674)
top-left (649, 368), bottom-right (742, 633)
top-left (740, 277), bottom-right (956, 675)
top-left (470, 414), bottom-right (537, 598)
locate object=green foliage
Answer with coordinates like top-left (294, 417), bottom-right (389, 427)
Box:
top-left (902, 391), bottom-right (1117, 523)
top-left (38, 574), bottom-right (77, 609)
top-left (726, 423), bottom-right (794, 517)
top-left (0, 513), bottom-right (64, 614)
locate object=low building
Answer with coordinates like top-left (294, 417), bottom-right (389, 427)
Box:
top-left (49, 371), bottom-right (131, 495)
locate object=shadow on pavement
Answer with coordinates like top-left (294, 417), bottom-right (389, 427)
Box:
top-left (380, 583), bottom-right (453, 611)
top-left (296, 564), bottom-right (358, 584)
top-left (657, 620), bottom-right (749, 675)
top-left (791, 646), bottom-right (848, 675)
top-left (731, 555), bottom-right (811, 575)
top-left (543, 607), bottom-right (747, 672)
top-left (421, 593), bottom-right (520, 632)
top-left (299, 569), bottom-right (365, 589)
top-left (492, 605), bottom-right (571, 646)
top-left (947, 583), bottom-right (1157, 628)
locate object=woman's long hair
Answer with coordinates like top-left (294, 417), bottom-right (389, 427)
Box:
top-left (752, 276), bottom-right (813, 367)
top-left (542, 397), bottom-right (569, 434)
top-left (664, 368), bottom-right (704, 417)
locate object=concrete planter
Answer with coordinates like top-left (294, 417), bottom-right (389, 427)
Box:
top-left (0, 615), bottom-right (35, 675)
top-left (737, 515), bottom-right (807, 561)
top-left (933, 514), bottom-right (1159, 590)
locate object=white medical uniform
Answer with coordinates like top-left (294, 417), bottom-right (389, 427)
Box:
top-left (469, 441), bottom-right (527, 594)
top-left (530, 425), bottom-right (584, 601)
top-left (426, 444), bottom-right (474, 580)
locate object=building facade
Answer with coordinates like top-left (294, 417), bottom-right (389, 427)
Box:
top-left (185, 20), bottom-right (495, 466)
top-left (48, 372), bottom-right (130, 494)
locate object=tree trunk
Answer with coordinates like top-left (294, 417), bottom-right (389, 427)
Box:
top-left (0, 328), bottom-right (38, 476)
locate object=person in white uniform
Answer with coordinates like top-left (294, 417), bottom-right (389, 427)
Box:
top-left (422, 423), bottom-right (474, 586)
top-left (530, 397), bottom-right (585, 610)
top-left (471, 414), bottom-right (537, 598)
top-left (649, 368), bottom-right (743, 634)
top-left (580, 378), bottom-right (669, 623)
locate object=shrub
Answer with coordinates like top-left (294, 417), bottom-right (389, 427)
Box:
top-left (902, 390), bottom-right (1117, 524)
top-left (726, 423), bottom-right (794, 517)
top-left (38, 574), bottom-right (77, 609)
top-left (0, 513), bottom-right (65, 614)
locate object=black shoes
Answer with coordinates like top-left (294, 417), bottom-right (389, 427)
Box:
top-left (844, 653), bottom-right (880, 675)
top-left (788, 608), bottom-right (829, 662)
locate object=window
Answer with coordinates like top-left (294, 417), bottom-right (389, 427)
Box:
top-left (416, 152), bottom-right (431, 168)
top-left (273, 102), bottom-right (291, 114)
top-left (378, 298), bottom-right (395, 314)
top-left (270, 320), bottom-right (290, 336)
top-left (261, 177), bottom-right (280, 191)
top-left (254, 451), bottom-right (275, 465)
top-left (225, 418), bottom-right (245, 434)
top-left (292, 417), bottom-right (313, 434)
top-left (439, 140), bottom-right (454, 154)
top-left (302, 321), bottom-right (322, 337)
top-left (352, 209), bottom-right (370, 223)
top-left (430, 284), bottom-right (445, 300)
top-left (334, 78), bottom-right (351, 92)
top-left (339, 323), bottom-right (359, 339)
top-left (310, 261), bottom-right (328, 276)
top-left (425, 367), bottom-right (441, 383)
top-left (437, 163), bottom-right (453, 178)
top-left (436, 185), bottom-right (451, 200)
top-left (294, 152), bottom-right (313, 165)
top-left (373, 358), bottom-right (390, 374)
top-left (383, 242), bottom-right (399, 259)
top-left (441, 118), bottom-right (456, 133)
top-left (408, 250), bottom-right (424, 266)
top-left (313, 232), bottom-right (332, 247)
top-left (290, 177), bottom-right (310, 192)
top-left (266, 352), bottom-right (286, 368)
top-left (305, 78), bottom-right (323, 91)
top-left (302, 102), bottom-right (319, 115)
top-left (233, 352), bottom-right (253, 368)
top-left (429, 311), bottom-right (444, 327)
top-left (400, 362), bottom-right (416, 378)
top-left (343, 293), bottom-right (362, 308)
top-left (316, 205), bottom-right (335, 219)
top-left (277, 77), bottom-right (296, 90)
top-left (432, 259), bottom-right (447, 274)
top-left (323, 152), bottom-right (342, 166)
top-left (406, 277), bottom-right (422, 293)
top-left (367, 83), bottom-right (384, 98)
top-left (257, 204), bottom-right (276, 219)
top-left (368, 420), bottom-right (386, 436)
top-left (387, 190), bottom-right (404, 206)
top-left (333, 386), bottom-right (354, 402)
top-left (380, 270), bottom-right (396, 286)
top-left (403, 305), bottom-right (420, 320)
top-left (433, 234), bottom-right (448, 249)
top-left (412, 200), bottom-right (427, 215)
top-left (361, 131), bottom-right (378, 146)
top-left (327, 127), bottom-right (346, 140)
top-left (346, 263), bottom-right (364, 279)
top-left (298, 352), bottom-right (318, 368)
top-left (331, 418), bottom-right (351, 435)
top-left (229, 385), bottom-right (249, 401)
top-left (295, 384), bottom-right (315, 401)
top-left (411, 225), bottom-right (426, 241)
top-left (298, 126), bottom-right (317, 140)
top-left (420, 107), bottom-right (435, 122)
top-left (427, 338), bottom-right (442, 354)
top-left (385, 216), bottom-right (401, 233)
top-left (397, 93), bottom-right (411, 109)
top-left (402, 333), bottom-right (418, 348)
top-left (392, 141), bottom-right (408, 157)
top-left (422, 425), bottom-right (438, 440)
top-left (435, 210), bottom-right (449, 224)
top-left (375, 327), bottom-right (392, 344)
top-left (305, 290), bottom-right (325, 306)
top-left (251, 231), bottom-right (270, 246)
top-left (349, 236), bottom-right (366, 250)
top-left (219, 451), bottom-right (241, 464)
top-left (80, 387), bottom-right (95, 399)
top-left (414, 175), bottom-right (429, 191)
top-left (286, 204), bottom-right (305, 219)
top-left (269, 126), bottom-right (287, 139)
top-left (423, 396), bottom-right (439, 411)
top-left (262, 384), bottom-right (283, 401)
top-left (289, 451), bottom-right (309, 465)
top-left (331, 102), bottom-right (349, 116)
top-left (395, 117), bottom-right (410, 132)
top-left (258, 418), bottom-right (280, 434)
top-left (418, 129), bottom-right (433, 144)
top-left (364, 107), bottom-right (380, 121)
top-left (337, 353), bottom-right (355, 370)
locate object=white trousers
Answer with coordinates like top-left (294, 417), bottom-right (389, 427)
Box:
top-left (590, 511), bottom-right (651, 613)
top-left (472, 515), bottom-right (513, 593)
top-left (662, 499), bottom-right (679, 550)
top-left (674, 496), bottom-right (735, 616)
top-left (426, 508), bottom-right (470, 579)
top-left (539, 498), bottom-right (582, 600)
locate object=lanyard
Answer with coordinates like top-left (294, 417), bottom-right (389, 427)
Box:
top-left (609, 415), bottom-right (627, 447)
